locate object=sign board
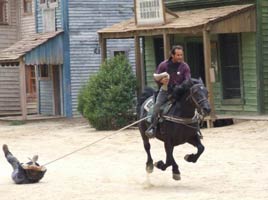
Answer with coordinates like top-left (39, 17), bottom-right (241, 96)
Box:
top-left (134, 0), bottom-right (166, 26)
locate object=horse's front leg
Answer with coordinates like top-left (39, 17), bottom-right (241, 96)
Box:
top-left (143, 140), bottom-right (154, 173)
top-left (140, 121), bottom-right (154, 173)
top-left (185, 135), bottom-right (205, 163)
top-left (155, 141), bottom-right (181, 180)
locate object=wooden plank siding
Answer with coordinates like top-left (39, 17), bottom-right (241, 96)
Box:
top-left (39, 79), bottom-right (53, 115)
top-left (68, 0), bottom-right (135, 116)
top-left (20, 0), bottom-right (36, 39)
top-left (213, 32), bottom-right (257, 114)
top-left (0, 64), bottom-right (21, 115)
top-left (144, 37), bottom-right (157, 88)
top-left (36, 0), bottom-right (62, 33)
top-left (260, 0), bottom-right (268, 113)
top-left (0, 0), bottom-right (19, 50)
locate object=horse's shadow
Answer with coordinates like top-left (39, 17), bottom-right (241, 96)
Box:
top-left (138, 172), bottom-right (206, 192)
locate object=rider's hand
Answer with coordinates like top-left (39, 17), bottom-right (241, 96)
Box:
top-left (161, 77), bottom-right (169, 85)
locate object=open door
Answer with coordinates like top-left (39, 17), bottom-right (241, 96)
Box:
top-left (186, 42), bottom-right (205, 82)
top-left (26, 65), bottom-right (37, 114)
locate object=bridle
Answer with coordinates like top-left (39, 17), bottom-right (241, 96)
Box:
top-left (187, 83), bottom-right (209, 115)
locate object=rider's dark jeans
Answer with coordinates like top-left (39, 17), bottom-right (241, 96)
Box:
top-left (151, 87), bottom-right (168, 126)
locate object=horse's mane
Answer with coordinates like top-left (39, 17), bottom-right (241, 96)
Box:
top-left (172, 77), bottom-right (204, 101)
top-left (182, 78), bottom-right (204, 89)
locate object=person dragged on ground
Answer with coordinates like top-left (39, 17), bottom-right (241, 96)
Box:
top-left (2, 144), bottom-right (47, 184)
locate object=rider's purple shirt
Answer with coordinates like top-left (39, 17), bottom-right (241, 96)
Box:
top-left (155, 59), bottom-right (191, 87)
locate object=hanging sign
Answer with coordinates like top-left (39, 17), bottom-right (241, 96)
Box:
top-left (134, 0), bottom-right (166, 26)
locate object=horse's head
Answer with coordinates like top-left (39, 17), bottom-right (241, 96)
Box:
top-left (186, 78), bottom-right (211, 117)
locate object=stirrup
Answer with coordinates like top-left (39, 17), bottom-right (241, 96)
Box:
top-left (145, 127), bottom-right (155, 138)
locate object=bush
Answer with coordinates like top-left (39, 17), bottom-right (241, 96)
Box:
top-left (78, 54), bottom-right (137, 130)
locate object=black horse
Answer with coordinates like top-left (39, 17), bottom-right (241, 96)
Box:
top-left (137, 78), bottom-right (211, 180)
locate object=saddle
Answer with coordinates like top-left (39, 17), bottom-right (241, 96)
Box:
top-left (143, 95), bottom-right (174, 123)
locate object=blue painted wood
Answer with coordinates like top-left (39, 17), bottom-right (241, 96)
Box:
top-left (39, 80), bottom-right (53, 115)
top-left (61, 0), bottom-right (72, 117)
top-left (25, 34), bottom-right (64, 65)
top-left (68, 0), bottom-right (135, 116)
top-left (34, 0), bottom-right (135, 117)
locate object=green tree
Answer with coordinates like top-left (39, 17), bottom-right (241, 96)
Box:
top-left (78, 55), bottom-right (137, 130)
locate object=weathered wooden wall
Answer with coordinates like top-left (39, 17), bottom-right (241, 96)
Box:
top-left (68, 0), bottom-right (135, 116)
top-left (36, 0), bottom-right (62, 33)
top-left (0, 63), bottom-right (21, 116)
top-left (39, 65), bottom-right (53, 115)
top-left (0, 0), bottom-right (19, 50)
top-left (20, 0), bottom-right (36, 39)
top-left (212, 32), bottom-right (257, 115)
top-left (259, 0), bottom-right (268, 113)
top-left (144, 37), bottom-right (157, 88)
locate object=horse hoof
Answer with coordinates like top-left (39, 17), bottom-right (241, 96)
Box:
top-left (184, 154), bottom-right (197, 163)
top-left (173, 173), bottom-right (181, 181)
top-left (146, 163), bottom-right (154, 173)
top-left (154, 161), bottom-right (165, 170)
top-left (184, 154), bottom-right (190, 162)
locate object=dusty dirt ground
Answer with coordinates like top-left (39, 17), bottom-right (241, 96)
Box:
top-left (0, 118), bottom-right (267, 200)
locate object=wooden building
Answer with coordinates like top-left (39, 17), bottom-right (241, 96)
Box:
top-left (99, 0), bottom-right (268, 121)
top-left (0, 0), bottom-right (37, 116)
top-left (0, 0), bottom-right (135, 119)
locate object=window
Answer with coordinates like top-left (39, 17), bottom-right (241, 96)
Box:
top-left (219, 34), bottom-right (241, 99)
top-left (39, 64), bottom-right (49, 79)
top-left (0, 0), bottom-right (8, 24)
top-left (114, 51), bottom-right (126, 57)
top-left (23, 0), bottom-right (32, 14)
top-left (26, 65), bottom-right (37, 102)
top-left (49, 0), bottom-right (58, 8)
top-left (110, 49), bottom-right (128, 58)
top-left (40, 0), bottom-right (46, 4)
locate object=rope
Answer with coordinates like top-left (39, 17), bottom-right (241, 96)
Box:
top-left (42, 116), bottom-right (150, 166)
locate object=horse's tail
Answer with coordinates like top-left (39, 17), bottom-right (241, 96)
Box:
top-left (137, 87), bottom-right (155, 117)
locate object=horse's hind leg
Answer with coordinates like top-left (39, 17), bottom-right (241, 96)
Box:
top-left (185, 135), bottom-right (205, 163)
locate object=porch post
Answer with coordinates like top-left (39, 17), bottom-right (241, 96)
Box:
top-left (19, 58), bottom-right (27, 120)
top-left (135, 35), bottom-right (143, 97)
top-left (202, 29), bottom-right (215, 128)
top-left (99, 34), bottom-right (107, 63)
top-left (163, 32), bottom-right (171, 60)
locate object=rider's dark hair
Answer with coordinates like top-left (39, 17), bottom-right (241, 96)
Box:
top-left (169, 46), bottom-right (183, 60)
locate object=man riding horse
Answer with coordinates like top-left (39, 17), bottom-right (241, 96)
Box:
top-left (145, 45), bottom-right (191, 138)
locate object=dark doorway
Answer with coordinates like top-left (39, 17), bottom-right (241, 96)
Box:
top-left (153, 37), bottom-right (164, 67)
top-left (186, 42), bottom-right (205, 83)
top-left (52, 66), bottom-right (61, 115)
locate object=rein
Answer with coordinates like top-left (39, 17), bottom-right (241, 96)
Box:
top-left (161, 83), bottom-right (208, 137)
top-left (187, 83), bottom-right (208, 115)
top-left (162, 111), bottom-right (204, 138)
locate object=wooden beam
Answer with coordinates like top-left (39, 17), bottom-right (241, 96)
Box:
top-left (163, 32), bottom-right (171, 60)
top-left (135, 35), bottom-right (142, 97)
top-left (100, 26), bottom-right (203, 39)
top-left (99, 34), bottom-right (107, 63)
top-left (202, 29), bottom-right (215, 126)
top-left (19, 58), bottom-right (27, 120)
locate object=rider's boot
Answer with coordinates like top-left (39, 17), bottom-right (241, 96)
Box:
top-left (145, 116), bottom-right (158, 138)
